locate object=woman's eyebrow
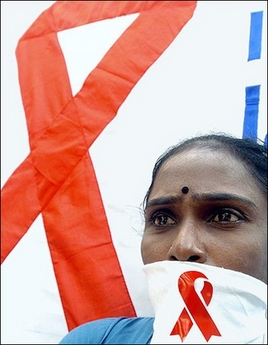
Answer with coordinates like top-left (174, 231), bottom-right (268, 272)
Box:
top-left (147, 195), bottom-right (183, 207)
top-left (191, 192), bottom-right (257, 208)
top-left (146, 193), bottom-right (257, 208)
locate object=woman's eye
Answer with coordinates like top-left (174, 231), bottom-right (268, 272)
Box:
top-left (150, 212), bottom-right (176, 226)
top-left (209, 210), bottom-right (242, 223)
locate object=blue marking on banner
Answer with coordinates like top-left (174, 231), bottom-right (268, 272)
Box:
top-left (248, 11), bottom-right (263, 61)
top-left (242, 85), bottom-right (260, 141)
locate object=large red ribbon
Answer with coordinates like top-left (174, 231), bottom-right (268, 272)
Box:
top-left (1, 1), bottom-right (197, 331)
top-left (170, 271), bottom-right (221, 342)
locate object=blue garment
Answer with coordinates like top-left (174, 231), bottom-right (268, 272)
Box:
top-left (59, 317), bottom-right (154, 344)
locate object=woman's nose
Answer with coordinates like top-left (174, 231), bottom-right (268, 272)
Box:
top-left (167, 222), bottom-right (206, 263)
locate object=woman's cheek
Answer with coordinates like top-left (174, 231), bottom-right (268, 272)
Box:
top-left (141, 235), bottom-right (168, 264)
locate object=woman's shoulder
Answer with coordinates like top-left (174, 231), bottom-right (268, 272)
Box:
top-left (59, 316), bottom-right (154, 344)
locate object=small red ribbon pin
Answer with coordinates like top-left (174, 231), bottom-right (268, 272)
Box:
top-left (170, 271), bottom-right (221, 342)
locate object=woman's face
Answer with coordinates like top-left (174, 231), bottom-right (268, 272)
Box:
top-left (141, 148), bottom-right (267, 283)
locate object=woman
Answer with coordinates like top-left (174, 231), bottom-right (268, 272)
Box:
top-left (59, 133), bottom-right (267, 344)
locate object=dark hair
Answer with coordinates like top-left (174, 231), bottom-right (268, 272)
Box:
top-left (143, 133), bottom-right (267, 210)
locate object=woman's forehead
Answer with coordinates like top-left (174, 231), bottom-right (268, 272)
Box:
top-left (152, 148), bottom-right (262, 199)
top-left (160, 148), bottom-right (240, 175)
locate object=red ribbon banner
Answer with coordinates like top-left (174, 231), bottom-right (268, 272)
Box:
top-left (170, 271), bottom-right (221, 342)
top-left (1, 1), bottom-right (197, 331)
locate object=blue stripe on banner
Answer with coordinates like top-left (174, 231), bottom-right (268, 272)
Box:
top-left (242, 85), bottom-right (260, 141)
top-left (248, 11), bottom-right (263, 61)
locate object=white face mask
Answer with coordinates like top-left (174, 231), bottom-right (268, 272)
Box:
top-left (143, 261), bottom-right (267, 344)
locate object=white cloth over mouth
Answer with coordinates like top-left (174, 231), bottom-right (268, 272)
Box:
top-left (143, 261), bottom-right (267, 344)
